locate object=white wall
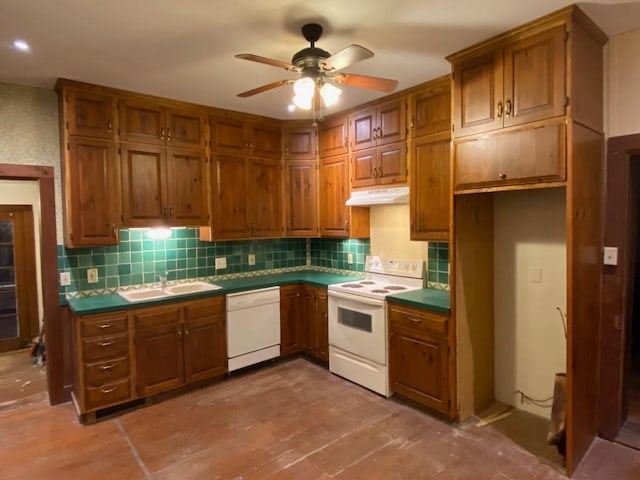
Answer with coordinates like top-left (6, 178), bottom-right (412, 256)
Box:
top-left (0, 82), bottom-right (62, 244)
top-left (493, 188), bottom-right (567, 418)
top-left (0, 180), bottom-right (44, 324)
top-left (369, 204), bottom-right (427, 261)
top-left (607, 28), bottom-right (640, 137)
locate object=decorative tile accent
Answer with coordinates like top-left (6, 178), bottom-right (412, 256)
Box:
top-left (427, 241), bottom-right (450, 290)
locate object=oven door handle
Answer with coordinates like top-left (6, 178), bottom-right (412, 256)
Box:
top-left (328, 290), bottom-right (386, 307)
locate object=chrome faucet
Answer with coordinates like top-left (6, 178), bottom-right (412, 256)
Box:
top-left (158, 273), bottom-right (168, 291)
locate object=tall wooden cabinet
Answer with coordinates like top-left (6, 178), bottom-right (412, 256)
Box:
top-left (58, 83), bottom-right (120, 247)
top-left (448, 6), bottom-right (606, 475)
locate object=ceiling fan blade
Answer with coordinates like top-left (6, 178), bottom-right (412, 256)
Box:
top-left (237, 80), bottom-right (294, 98)
top-left (322, 44), bottom-right (374, 71)
top-left (332, 73), bottom-right (398, 93)
top-left (235, 54), bottom-right (299, 72)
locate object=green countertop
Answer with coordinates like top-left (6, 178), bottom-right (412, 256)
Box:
top-left (67, 271), bottom-right (363, 315)
top-left (387, 288), bottom-right (451, 314)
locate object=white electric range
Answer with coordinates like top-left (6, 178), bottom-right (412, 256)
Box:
top-left (327, 255), bottom-right (425, 396)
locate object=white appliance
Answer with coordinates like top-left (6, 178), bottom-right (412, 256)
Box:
top-left (226, 286), bottom-right (280, 372)
top-left (328, 256), bottom-right (425, 396)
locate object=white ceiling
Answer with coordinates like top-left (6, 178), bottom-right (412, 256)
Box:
top-left (1, 1), bottom-right (639, 120)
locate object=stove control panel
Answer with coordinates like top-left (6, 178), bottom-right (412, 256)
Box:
top-left (365, 256), bottom-right (424, 279)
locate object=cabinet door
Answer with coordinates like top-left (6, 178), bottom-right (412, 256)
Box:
top-left (285, 160), bottom-right (318, 237)
top-left (211, 154), bottom-right (249, 239)
top-left (377, 141), bottom-right (407, 185)
top-left (165, 148), bottom-right (208, 226)
top-left (349, 107), bottom-right (377, 151)
top-left (452, 49), bottom-right (504, 137)
top-left (183, 298), bottom-right (227, 383)
top-left (165, 107), bottom-right (207, 150)
top-left (65, 138), bottom-right (119, 246)
top-left (284, 127), bottom-right (316, 160)
top-left (280, 285), bottom-right (302, 356)
top-left (249, 122), bottom-right (282, 159)
top-left (410, 136), bottom-right (450, 241)
top-left (351, 148), bottom-right (377, 188)
top-left (503, 25), bottom-right (566, 128)
top-left (119, 99), bottom-right (164, 145)
top-left (121, 144), bottom-right (167, 227)
top-left (377, 99), bottom-right (406, 146)
top-left (318, 116), bottom-right (348, 157)
top-left (389, 327), bottom-right (449, 414)
top-left (301, 286), bottom-right (316, 356)
top-left (64, 90), bottom-right (115, 139)
top-left (314, 288), bottom-right (329, 362)
top-left (319, 155), bottom-right (349, 237)
top-left (411, 81), bottom-right (451, 137)
top-left (211, 117), bottom-right (246, 155)
top-left (248, 157), bottom-right (283, 237)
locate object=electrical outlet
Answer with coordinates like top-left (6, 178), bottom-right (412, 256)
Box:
top-left (603, 246), bottom-right (618, 266)
top-left (248, 254), bottom-right (256, 266)
top-left (59, 272), bottom-right (71, 286)
top-left (347, 253), bottom-right (354, 265)
top-left (215, 257), bottom-right (227, 269)
top-left (87, 268), bottom-right (99, 284)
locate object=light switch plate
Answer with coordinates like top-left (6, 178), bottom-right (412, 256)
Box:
top-left (215, 257), bottom-right (227, 269)
top-left (59, 272), bottom-right (71, 286)
top-left (603, 246), bottom-right (618, 266)
top-left (248, 254), bottom-right (256, 266)
top-left (87, 268), bottom-right (98, 283)
top-left (347, 253), bottom-right (354, 264)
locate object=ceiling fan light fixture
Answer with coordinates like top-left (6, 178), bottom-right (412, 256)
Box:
top-left (320, 82), bottom-right (341, 107)
top-left (292, 77), bottom-right (315, 110)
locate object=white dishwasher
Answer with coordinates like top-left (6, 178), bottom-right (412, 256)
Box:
top-left (226, 286), bottom-right (281, 372)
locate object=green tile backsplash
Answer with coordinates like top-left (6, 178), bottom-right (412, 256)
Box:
top-left (427, 241), bottom-right (449, 288)
top-left (310, 238), bottom-right (370, 272)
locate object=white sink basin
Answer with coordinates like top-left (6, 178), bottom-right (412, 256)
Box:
top-left (118, 281), bottom-right (222, 303)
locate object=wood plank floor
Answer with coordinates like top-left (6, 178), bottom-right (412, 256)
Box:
top-left (1, 357), bottom-right (639, 479)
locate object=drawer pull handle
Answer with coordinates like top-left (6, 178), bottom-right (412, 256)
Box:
top-left (407, 317), bottom-right (422, 323)
top-left (99, 364), bottom-right (114, 371)
top-left (98, 341), bottom-right (114, 347)
top-left (98, 324), bottom-right (113, 329)
top-left (101, 386), bottom-right (116, 394)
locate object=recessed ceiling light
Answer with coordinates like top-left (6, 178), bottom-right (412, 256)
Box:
top-left (13, 40), bottom-right (30, 52)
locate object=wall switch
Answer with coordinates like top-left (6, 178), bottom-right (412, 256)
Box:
top-left (215, 257), bottom-right (227, 269)
top-left (248, 254), bottom-right (256, 266)
top-left (603, 246), bottom-right (618, 266)
top-left (87, 268), bottom-right (99, 284)
top-left (59, 272), bottom-right (71, 286)
top-left (347, 253), bottom-right (354, 264)
top-left (529, 267), bottom-right (542, 283)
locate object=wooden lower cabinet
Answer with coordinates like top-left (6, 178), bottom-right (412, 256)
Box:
top-left (388, 302), bottom-right (452, 417)
top-left (280, 284), bottom-right (328, 361)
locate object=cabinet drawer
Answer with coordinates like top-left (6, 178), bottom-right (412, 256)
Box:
top-left (388, 304), bottom-right (448, 336)
top-left (80, 313), bottom-right (128, 338)
top-left (183, 296), bottom-right (224, 322)
top-left (85, 378), bottom-right (132, 411)
top-left (83, 356), bottom-right (130, 386)
top-left (133, 305), bottom-right (181, 330)
top-left (82, 333), bottom-right (129, 362)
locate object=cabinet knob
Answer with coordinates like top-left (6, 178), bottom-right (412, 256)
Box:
top-left (499, 173), bottom-right (507, 180)
top-left (161, 128), bottom-right (166, 140)
top-left (107, 121), bottom-right (113, 134)
top-left (167, 128), bottom-right (172, 141)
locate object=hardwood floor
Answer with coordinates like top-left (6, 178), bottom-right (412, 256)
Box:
top-left (0, 348), bottom-right (47, 411)
top-left (1, 357), bottom-right (639, 479)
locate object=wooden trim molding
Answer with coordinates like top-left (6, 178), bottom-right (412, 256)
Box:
top-left (599, 133), bottom-right (640, 439)
top-left (0, 163), bottom-right (65, 405)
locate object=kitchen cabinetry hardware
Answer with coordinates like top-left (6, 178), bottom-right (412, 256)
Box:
top-left (499, 173), bottom-right (507, 179)
top-left (99, 341), bottom-right (114, 347)
top-left (101, 387), bottom-right (117, 394)
top-left (98, 324), bottom-right (113, 329)
top-left (99, 364), bottom-right (114, 371)
top-left (497, 102), bottom-right (504, 118)
top-left (505, 99), bottom-right (512, 116)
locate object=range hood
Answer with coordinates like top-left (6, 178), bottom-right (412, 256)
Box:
top-left (345, 186), bottom-right (410, 206)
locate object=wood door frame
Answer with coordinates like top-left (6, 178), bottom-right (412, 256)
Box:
top-left (0, 164), bottom-right (64, 405)
top-left (599, 133), bottom-right (640, 439)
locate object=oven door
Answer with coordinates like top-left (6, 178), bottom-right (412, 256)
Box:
top-left (328, 290), bottom-right (387, 365)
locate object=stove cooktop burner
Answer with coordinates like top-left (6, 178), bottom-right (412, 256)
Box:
top-left (342, 283), bottom-right (364, 288)
top-left (386, 285), bottom-right (407, 290)
top-left (359, 281), bottom-right (376, 285)
top-left (371, 289), bottom-right (390, 294)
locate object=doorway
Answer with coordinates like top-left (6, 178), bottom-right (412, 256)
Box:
top-left (0, 205), bottom-right (39, 353)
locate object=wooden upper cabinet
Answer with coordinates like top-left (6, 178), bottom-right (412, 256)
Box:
top-left (451, 25), bottom-right (566, 137)
top-left (284, 126), bottom-right (317, 160)
top-left (64, 89), bottom-right (115, 139)
top-left (349, 98), bottom-right (406, 151)
top-left (64, 137), bottom-right (119, 246)
top-left (285, 160), bottom-right (318, 237)
top-left (318, 115), bottom-right (348, 157)
top-left (120, 144), bottom-right (207, 227)
top-left (410, 135), bottom-right (451, 241)
top-left (352, 142), bottom-right (407, 189)
top-left (119, 98), bottom-right (207, 150)
top-left (319, 154), bottom-right (369, 238)
top-left (410, 77), bottom-right (452, 137)
top-left (211, 154), bottom-right (249, 239)
top-left (248, 157), bottom-right (283, 237)
top-left (211, 116), bottom-right (281, 158)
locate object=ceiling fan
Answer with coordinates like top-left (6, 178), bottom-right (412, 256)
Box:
top-left (235, 23), bottom-right (398, 110)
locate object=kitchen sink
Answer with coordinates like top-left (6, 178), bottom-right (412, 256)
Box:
top-left (118, 281), bottom-right (222, 303)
